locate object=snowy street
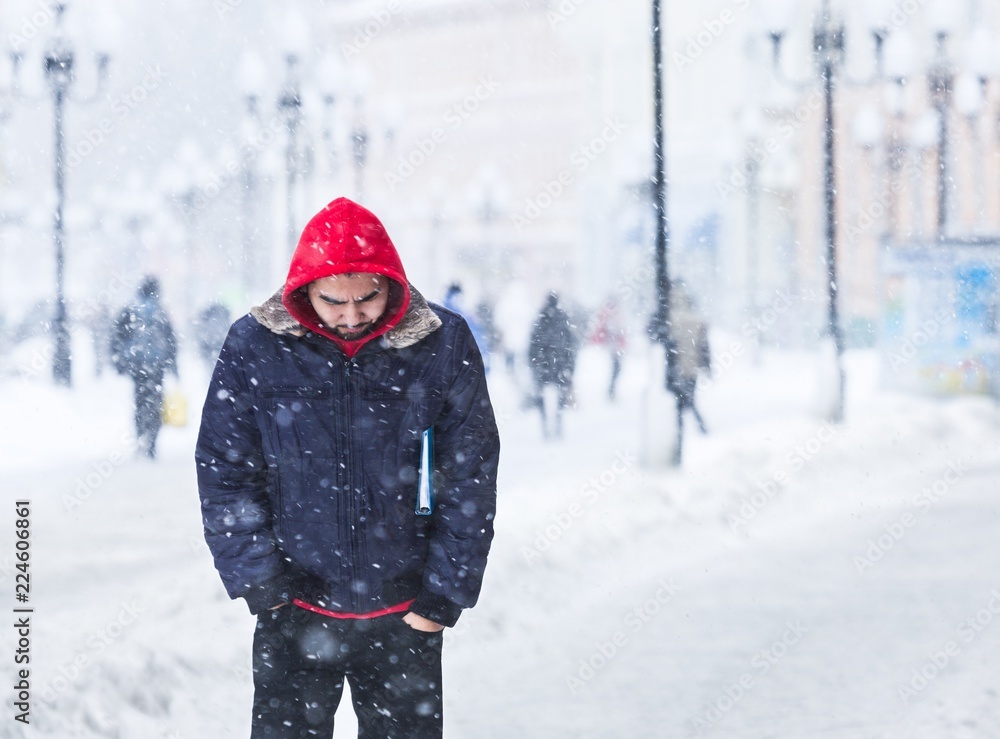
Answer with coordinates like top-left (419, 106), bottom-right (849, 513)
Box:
top-left (2, 0), bottom-right (1000, 737)
top-left (2, 340), bottom-right (998, 738)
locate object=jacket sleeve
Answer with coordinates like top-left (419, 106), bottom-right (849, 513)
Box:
top-left (195, 324), bottom-right (301, 614)
top-left (410, 322), bottom-right (500, 627)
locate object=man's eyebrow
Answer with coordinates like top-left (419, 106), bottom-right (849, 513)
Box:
top-left (318, 288), bottom-right (381, 305)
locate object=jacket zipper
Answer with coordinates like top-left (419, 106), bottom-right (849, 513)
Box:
top-left (343, 358), bottom-right (361, 611)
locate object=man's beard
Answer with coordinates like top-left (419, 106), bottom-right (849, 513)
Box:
top-left (333, 321), bottom-right (376, 340)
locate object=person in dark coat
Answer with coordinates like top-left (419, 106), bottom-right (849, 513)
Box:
top-left (110, 276), bottom-right (178, 459)
top-left (528, 292), bottom-right (578, 438)
top-left (196, 198), bottom-right (500, 738)
top-left (193, 301), bottom-right (231, 368)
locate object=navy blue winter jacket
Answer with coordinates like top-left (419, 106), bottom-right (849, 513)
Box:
top-left (195, 288), bottom-right (499, 627)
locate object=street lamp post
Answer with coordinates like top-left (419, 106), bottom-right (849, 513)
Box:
top-left (276, 9), bottom-right (310, 257)
top-left (316, 52), bottom-right (343, 180)
top-left (42, 3), bottom-right (109, 386)
top-left (650, 0), bottom-right (683, 464)
top-left (957, 27), bottom-right (996, 232)
top-left (954, 73), bottom-right (986, 230)
top-left (161, 140), bottom-right (212, 325)
top-left (927, 33), bottom-right (954, 236)
top-left (469, 169), bottom-right (507, 297)
top-left (46, 35), bottom-right (73, 386)
top-left (160, 178), bottom-right (195, 299)
top-left (243, 10), bottom-right (337, 259)
top-left (349, 67), bottom-right (370, 203)
top-left (278, 56), bottom-right (303, 258)
top-left (237, 50), bottom-right (267, 300)
top-left (768, 0), bottom-right (880, 423)
top-left (817, 6), bottom-right (846, 422)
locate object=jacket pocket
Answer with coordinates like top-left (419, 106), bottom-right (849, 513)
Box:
top-left (259, 388), bottom-right (338, 460)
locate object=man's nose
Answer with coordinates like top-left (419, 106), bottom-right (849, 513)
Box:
top-left (342, 303), bottom-right (361, 325)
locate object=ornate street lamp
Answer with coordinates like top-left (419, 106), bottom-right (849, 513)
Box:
top-left (316, 51), bottom-right (344, 179)
top-left (957, 27), bottom-right (998, 232)
top-left (237, 49), bottom-right (268, 299)
top-left (766, 0), bottom-right (886, 422)
top-left (160, 140), bottom-right (210, 324)
top-left (649, 0), bottom-right (683, 465)
top-left (276, 9), bottom-right (309, 258)
top-left (348, 66), bottom-right (370, 203)
top-left (239, 9), bottom-right (327, 259)
top-left (882, 29), bottom-right (917, 240)
top-left (42, 3), bottom-right (111, 386)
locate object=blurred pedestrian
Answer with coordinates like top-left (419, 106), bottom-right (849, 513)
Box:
top-left (110, 276), bottom-right (178, 459)
top-left (476, 299), bottom-right (502, 375)
top-left (528, 292), bottom-right (579, 438)
top-left (668, 281), bottom-right (711, 439)
top-left (589, 296), bottom-right (626, 400)
top-left (443, 282), bottom-right (491, 370)
top-left (193, 301), bottom-right (231, 369)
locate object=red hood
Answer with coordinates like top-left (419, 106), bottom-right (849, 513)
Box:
top-left (282, 198), bottom-right (411, 357)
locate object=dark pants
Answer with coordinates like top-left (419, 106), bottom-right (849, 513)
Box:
top-left (133, 372), bottom-right (164, 458)
top-left (671, 378), bottom-right (707, 465)
top-left (535, 383), bottom-right (567, 438)
top-left (608, 353), bottom-right (622, 400)
top-left (251, 606), bottom-right (443, 739)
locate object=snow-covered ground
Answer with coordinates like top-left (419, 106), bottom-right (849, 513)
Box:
top-left (2, 331), bottom-right (1000, 738)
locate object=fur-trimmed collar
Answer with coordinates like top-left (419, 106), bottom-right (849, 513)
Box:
top-left (249, 284), bottom-right (442, 350)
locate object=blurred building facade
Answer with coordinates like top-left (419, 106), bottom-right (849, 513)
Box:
top-left (322, 0), bottom-right (1000, 351)
top-left (711, 0), bottom-right (1000, 349)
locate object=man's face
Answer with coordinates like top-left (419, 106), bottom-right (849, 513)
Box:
top-left (307, 273), bottom-right (390, 340)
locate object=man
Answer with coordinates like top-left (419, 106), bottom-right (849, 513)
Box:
top-left (110, 276), bottom-right (178, 459)
top-left (527, 292), bottom-right (578, 438)
top-left (196, 198), bottom-right (500, 738)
